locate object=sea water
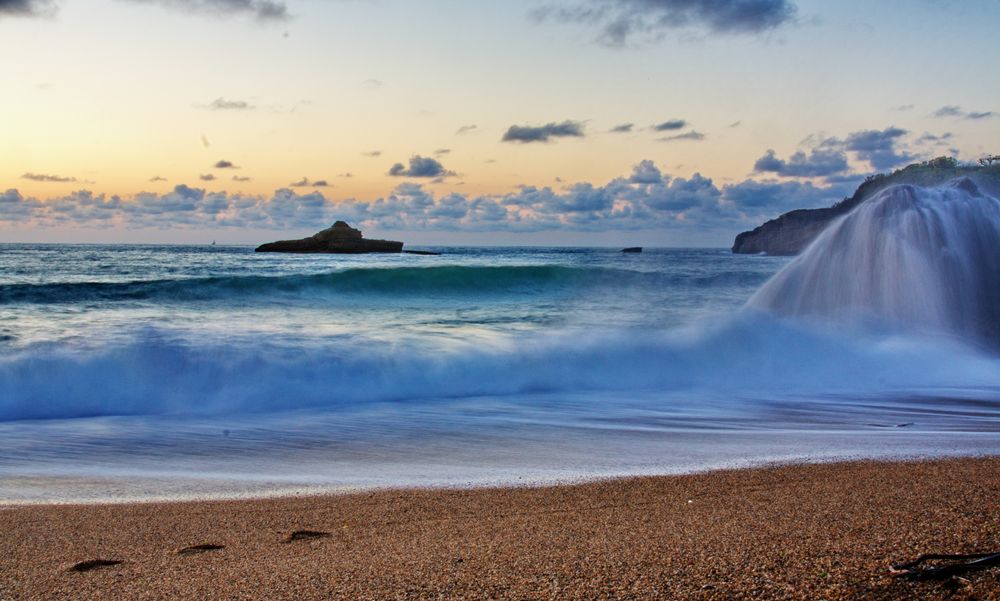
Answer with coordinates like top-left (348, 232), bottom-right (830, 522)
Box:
top-left (2, 182), bottom-right (999, 502)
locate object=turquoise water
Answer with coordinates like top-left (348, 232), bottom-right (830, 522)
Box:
top-left (1, 244), bottom-right (998, 502)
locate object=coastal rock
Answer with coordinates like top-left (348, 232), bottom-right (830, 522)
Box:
top-left (256, 221), bottom-right (403, 254)
top-left (732, 157), bottom-right (1000, 255)
top-left (731, 208), bottom-right (840, 255)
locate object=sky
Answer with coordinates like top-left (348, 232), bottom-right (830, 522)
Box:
top-left (2, 0), bottom-right (999, 246)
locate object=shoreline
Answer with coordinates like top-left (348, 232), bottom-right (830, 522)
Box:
top-left (2, 457), bottom-right (998, 599)
top-left (4, 449), bottom-right (998, 507)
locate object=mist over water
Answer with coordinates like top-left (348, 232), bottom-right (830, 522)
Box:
top-left (2, 184), bottom-right (999, 502)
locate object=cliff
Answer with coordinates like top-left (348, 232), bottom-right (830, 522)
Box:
top-left (256, 221), bottom-right (403, 254)
top-left (731, 157), bottom-right (1000, 255)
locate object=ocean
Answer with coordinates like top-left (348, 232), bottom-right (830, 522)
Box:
top-left (2, 226), bottom-right (1000, 502)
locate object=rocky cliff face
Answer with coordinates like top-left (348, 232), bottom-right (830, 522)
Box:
top-left (731, 208), bottom-right (840, 255)
top-left (256, 221), bottom-right (403, 254)
top-left (732, 158), bottom-right (999, 255)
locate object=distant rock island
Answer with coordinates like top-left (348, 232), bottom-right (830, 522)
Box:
top-left (732, 157), bottom-right (1000, 255)
top-left (256, 221), bottom-right (404, 254)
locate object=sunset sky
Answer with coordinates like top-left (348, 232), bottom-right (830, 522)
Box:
top-left (2, 0), bottom-right (999, 245)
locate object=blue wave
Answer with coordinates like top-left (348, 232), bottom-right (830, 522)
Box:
top-left (0, 265), bottom-right (768, 305)
top-left (3, 315), bottom-right (998, 422)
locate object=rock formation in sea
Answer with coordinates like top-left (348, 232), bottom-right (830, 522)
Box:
top-left (256, 221), bottom-right (404, 254)
top-left (732, 157), bottom-right (1000, 255)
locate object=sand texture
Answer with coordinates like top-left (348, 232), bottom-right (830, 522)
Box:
top-left (1, 458), bottom-right (998, 600)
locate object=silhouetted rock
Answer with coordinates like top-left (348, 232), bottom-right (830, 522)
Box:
top-left (732, 157), bottom-right (1000, 255)
top-left (256, 221), bottom-right (403, 254)
top-left (621, 247), bottom-right (642, 253)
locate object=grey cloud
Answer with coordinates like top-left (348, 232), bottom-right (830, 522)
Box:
top-left (916, 132), bottom-right (954, 146)
top-left (456, 124), bottom-right (478, 135)
top-left (123, 0), bottom-right (289, 20)
top-left (658, 130), bottom-right (705, 142)
top-left (214, 160), bottom-right (239, 169)
top-left (199, 174), bottom-right (216, 181)
top-left (0, 0), bottom-right (53, 17)
top-left (149, 176), bottom-right (168, 182)
top-left (610, 123), bottom-right (634, 133)
top-left (501, 120), bottom-right (585, 143)
top-left (289, 177), bottom-right (327, 187)
top-left (387, 155), bottom-right (455, 178)
top-left (21, 172), bottom-right (77, 183)
top-left (3, 161), bottom-right (863, 234)
top-left (205, 97), bottom-right (255, 111)
top-left (433, 148), bottom-right (451, 156)
top-left (362, 150), bottom-right (382, 157)
top-left (536, 0), bottom-right (797, 47)
top-left (653, 119), bottom-right (686, 131)
top-left (843, 127), bottom-right (914, 170)
top-left (933, 105), bottom-right (963, 118)
top-left (628, 160), bottom-right (663, 184)
top-left (232, 175), bottom-right (252, 182)
top-left (721, 178), bottom-right (850, 213)
top-left (933, 105), bottom-right (994, 120)
top-left (753, 147), bottom-right (849, 177)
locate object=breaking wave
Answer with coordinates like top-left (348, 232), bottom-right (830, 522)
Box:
top-left (2, 316), bottom-right (999, 422)
top-left (0, 265), bottom-right (768, 305)
top-left (751, 178), bottom-right (1000, 347)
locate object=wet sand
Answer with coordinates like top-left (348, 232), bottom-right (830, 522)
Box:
top-left (1, 457), bottom-right (998, 600)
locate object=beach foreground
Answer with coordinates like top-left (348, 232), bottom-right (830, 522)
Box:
top-left (1, 458), bottom-right (998, 600)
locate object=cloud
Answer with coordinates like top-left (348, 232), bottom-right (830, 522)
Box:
top-left (536, 0), bottom-right (797, 46)
top-left (728, 120), bottom-right (742, 128)
top-left (456, 124), bottom-right (478, 135)
top-left (122, 0), bottom-right (289, 20)
top-left (501, 120), bottom-right (585, 143)
top-left (200, 134), bottom-right (211, 147)
top-left (628, 160), bottom-right (663, 184)
top-left (610, 123), bottom-right (634, 133)
top-left (387, 155), bottom-right (455, 178)
top-left (753, 147), bottom-right (849, 178)
top-left (362, 150), bottom-right (382, 158)
top-left (657, 131), bottom-right (705, 142)
top-left (289, 177), bottom-right (328, 187)
top-left (362, 78), bottom-right (384, 90)
top-left (721, 178), bottom-right (851, 213)
top-left (652, 119), bottom-right (686, 131)
top-left (915, 132), bottom-right (954, 146)
top-left (3, 161), bottom-right (862, 235)
top-left (843, 126), bottom-right (914, 170)
top-left (204, 97), bottom-right (255, 111)
top-left (21, 172), bottom-right (77, 183)
top-left (433, 148), bottom-right (451, 156)
top-left (199, 174), bottom-right (216, 181)
top-left (149, 176), bottom-right (168, 182)
top-left (933, 105), bottom-right (995, 120)
top-left (0, 0), bottom-right (54, 17)
top-left (232, 175), bottom-right (252, 182)
top-left (933, 105), bottom-right (963, 118)
top-left (213, 160), bottom-right (240, 169)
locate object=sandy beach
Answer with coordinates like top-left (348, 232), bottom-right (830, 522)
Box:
top-left (1, 457), bottom-right (998, 600)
